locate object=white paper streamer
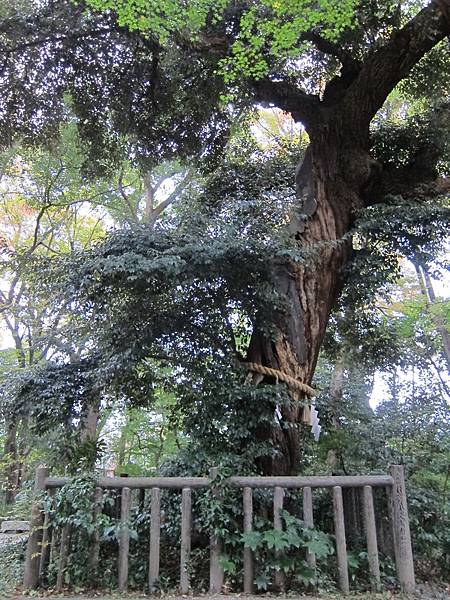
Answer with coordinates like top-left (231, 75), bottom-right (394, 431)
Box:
top-left (310, 400), bottom-right (321, 441)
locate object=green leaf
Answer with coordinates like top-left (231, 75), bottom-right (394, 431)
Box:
top-left (241, 530), bottom-right (263, 551)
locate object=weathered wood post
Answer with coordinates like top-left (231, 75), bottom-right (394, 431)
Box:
top-left (362, 485), bottom-right (381, 589)
top-left (23, 466), bottom-right (49, 589)
top-left (273, 486), bottom-right (285, 591)
top-left (149, 487), bottom-right (161, 593)
top-left (118, 487), bottom-right (131, 592)
top-left (56, 523), bottom-right (71, 592)
top-left (243, 486), bottom-right (254, 593)
top-left (209, 467), bottom-right (224, 593)
top-left (332, 485), bottom-right (349, 593)
top-left (303, 486), bottom-right (316, 570)
top-left (39, 488), bottom-right (54, 583)
top-left (180, 487), bottom-right (192, 594)
top-left (389, 465), bottom-right (415, 594)
top-left (88, 486), bottom-right (103, 583)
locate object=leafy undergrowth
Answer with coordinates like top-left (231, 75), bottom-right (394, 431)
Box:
top-left (0, 538), bottom-right (26, 595)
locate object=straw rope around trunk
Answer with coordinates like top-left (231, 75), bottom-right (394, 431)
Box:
top-left (245, 362), bottom-right (317, 397)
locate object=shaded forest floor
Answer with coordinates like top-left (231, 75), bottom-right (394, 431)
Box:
top-left (1, 595), bottom-right (418, 599)
top-left (5, 591), bottom-right (450, 600)
top-left (1, 539), bottom-right (448, 599)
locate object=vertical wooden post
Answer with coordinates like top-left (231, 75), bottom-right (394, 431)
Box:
top-left (88, 486), bottom-right (103, 583)
top-left (180, 487), bottom-right (192, 594)
top-left (389, 465), bottom-right (415, 593)
top-left (149, 487), bottom-right (161, 593)
top-left (383, 484), bottom-right (395, 558)
top-left (118, 487), bottom-right (131, 592)
top-left (243, 486), bottom-right (254, 593)
top-left (362, 485), bottom-right (381, 589)
top-left (209, 467), bottom-right (224, 594)
top-left (303, 486), bottom-right (316, 570)
top-left (39, 488), bottom-right (54, 583)
top-left (49, 522), bottom-right (58, 570)
top-left (23, 466), bottom-right (49, 589)
top-left (333, 486), bottom-right (349, 593)
top-left (56, 524), bottom-right (71, 592)
top-left (273, 486), bottom-right (285, 591)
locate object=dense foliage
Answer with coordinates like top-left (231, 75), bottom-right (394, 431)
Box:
top-left (0, 0), bottom-right (449, 594)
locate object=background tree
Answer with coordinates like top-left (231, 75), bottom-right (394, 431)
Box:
top-left (0, 129), bottom-right (110, 500)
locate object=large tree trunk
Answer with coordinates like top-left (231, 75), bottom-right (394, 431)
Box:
top-left (247, 125), bottom-right (371, 475)
top-left (246, 1), bottom-right (450, 475)
top-left (80, 402), bottom-right (100, 442)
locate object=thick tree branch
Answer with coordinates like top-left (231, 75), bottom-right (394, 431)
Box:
top-left (302, 31), bottom-right (361, 74)
top-left (342, 0), bottom-right (450, 132)
top-left (151, 169), bottom-right (194, 222)
top-left (253, 79), bottom-right (319, 127)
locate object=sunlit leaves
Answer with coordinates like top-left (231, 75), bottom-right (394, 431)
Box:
top-left (85, 0), bottom-right (229, 41)
top-left (220, 0), bottom-right (357, 82)
top-left (84, 0), bottom-right (358, 81)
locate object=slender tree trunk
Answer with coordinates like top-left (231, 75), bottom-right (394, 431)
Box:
top-left (143, 171), bottom-right (155, 226)
top-left (415, 263), bottom-right (450, 371)
top-left (80, 402), bottom-right (100, 442)
top-left (330, 356), bottom-right (346, 406)
top-left (3, 420), bottom-right (19, 504)
top-left (2, 330), bottom-right (27, 503)
top-left (117, 416), bottom-right (127, 470)
top-left (326, 352), bottom-right (346, 473)
top-left (79, 399), bottom-right (101, 469)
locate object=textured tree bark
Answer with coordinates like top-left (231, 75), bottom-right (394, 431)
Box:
top-left (247, 124), bottom-right (371, 474)
top-left (246, 0), bottom-right (450, 475)
top-left (80, 401), bottom-right (100, 442)
top-left (79, 398), bottom-right (101, 469)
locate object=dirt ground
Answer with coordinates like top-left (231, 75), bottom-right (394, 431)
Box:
top-left (4, 589), bottom-right (450, 600)
top-left (2, 593), bottom-right (443, 600)
top-left (1, 596), bottom-right (397, 600)
top-left (8, 587), bottom-right (450, 600)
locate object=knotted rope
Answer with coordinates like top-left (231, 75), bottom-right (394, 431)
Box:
top-left (245, 362), bottom-right (317, 397)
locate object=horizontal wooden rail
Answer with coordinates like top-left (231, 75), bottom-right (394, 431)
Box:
top-left (44, 474), bottom-right (393, 490)
top-left (227, 475), bottom-right (393, 488)
top-left (26, 466), bottom-right (414, 596)
top-left (45, 476), bottom-right (209, 489)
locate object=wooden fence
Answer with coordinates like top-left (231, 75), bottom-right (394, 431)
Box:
top-left (23, 465), bottom-right (415, 594)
